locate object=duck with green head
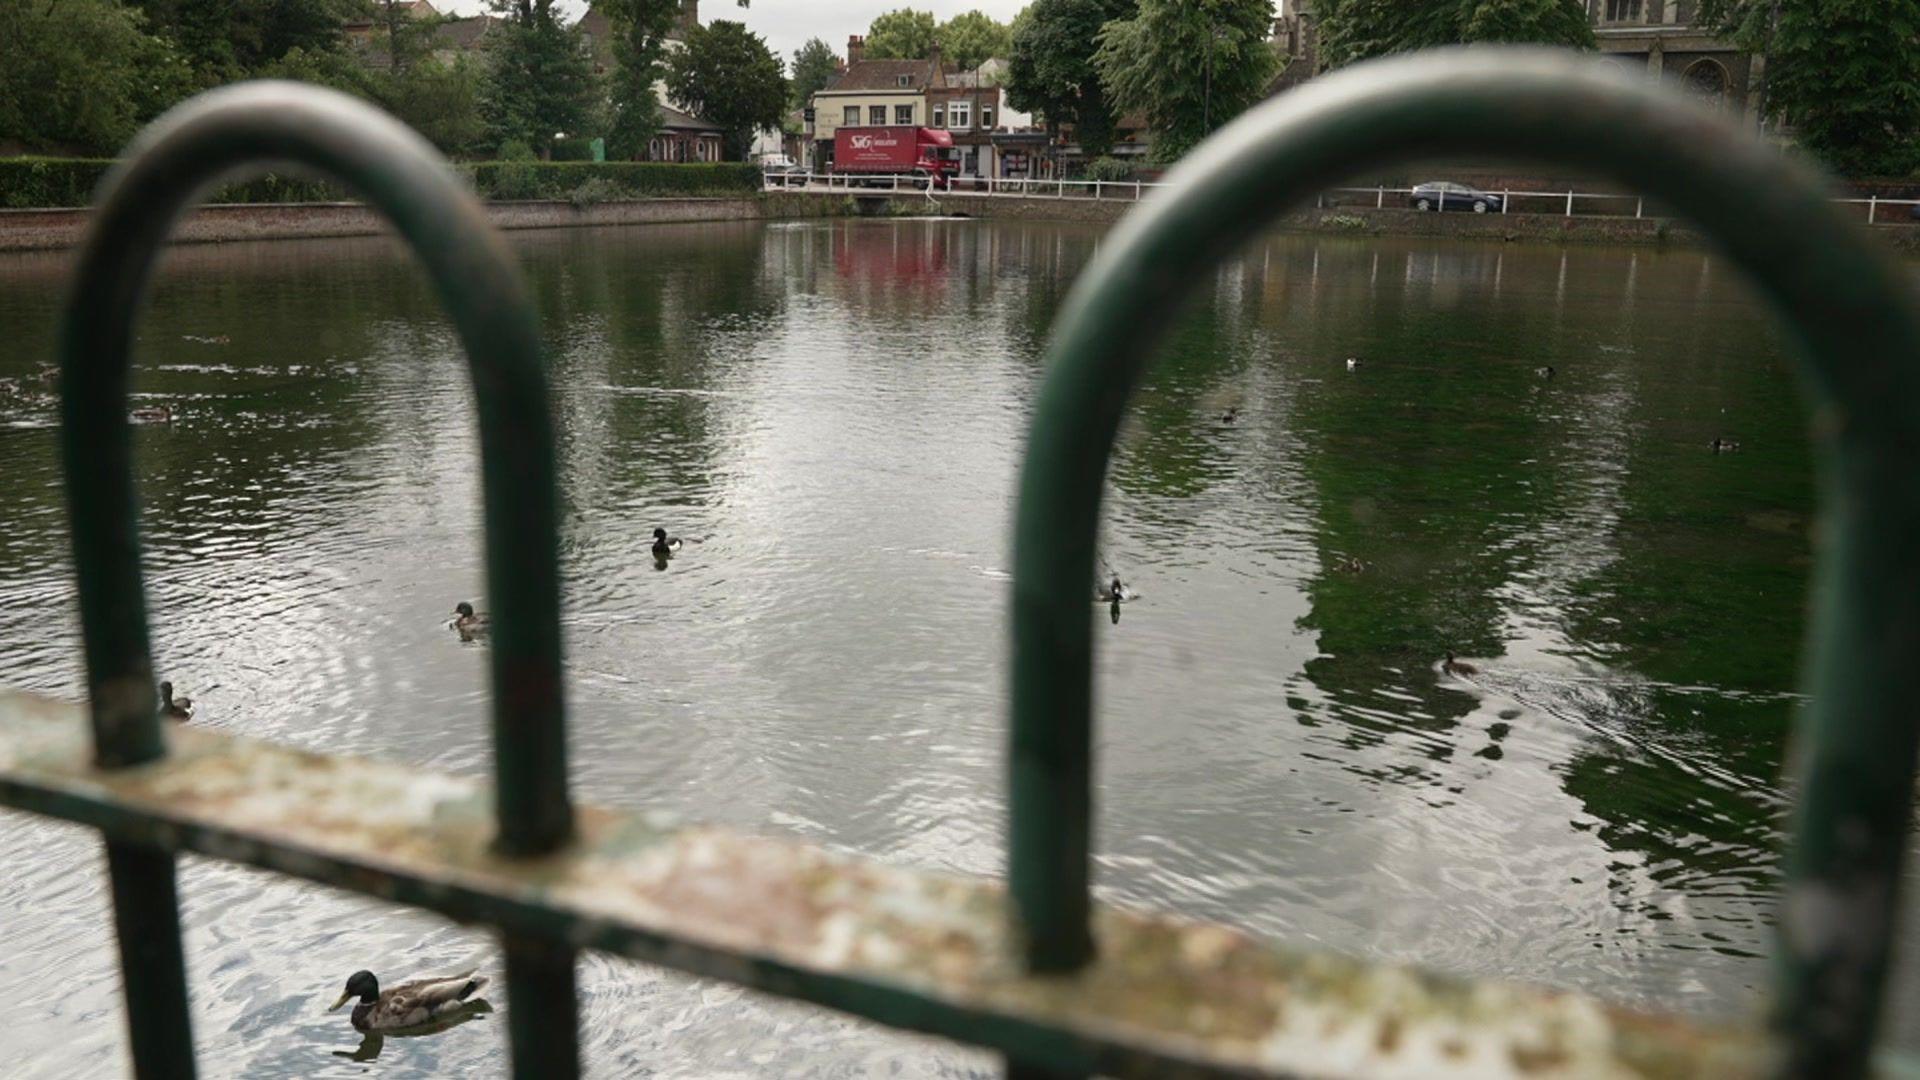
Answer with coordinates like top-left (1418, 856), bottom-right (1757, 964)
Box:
top-left (330, 968), bottom-right (489, 1033)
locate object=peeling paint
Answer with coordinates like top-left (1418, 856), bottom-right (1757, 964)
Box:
top-left (0, 690), bottom-right (1768, 1078)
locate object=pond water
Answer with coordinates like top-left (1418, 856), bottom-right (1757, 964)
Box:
top-left (0, 218), bottom-right (1910, 1076)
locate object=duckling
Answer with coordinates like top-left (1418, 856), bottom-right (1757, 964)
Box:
top-left (1331, 554), bottom-right (1369, 574)
top-left (1220, 406), bottom-right (1239, 424)
top-left (1345, 357), bottom-right (1360, 372)
top-left (130, 404), bottom-right (173, 424)
top-left (652, 527), bottom-right (683, 558)
top-left (1535, 365), bottom-right (1555, 379)
top-left (1441, 651), bottom-right (1478, 677)
top-left (159, 680), bottom-right (193, 721)
top-left (1711, 437), bottom-right (1740, 453)
top-left (330, 968), bottom-right (489, 1033)
top-left (1094, 576), bottom-right (1134, 603)
top-left (452, 601), bottom-right (490, 639)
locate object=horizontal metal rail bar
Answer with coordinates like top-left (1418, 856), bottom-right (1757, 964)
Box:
top-left (770, 175), bottom-right (1920, 225)
top-left (0, 690), bottom-right (1764, 1079)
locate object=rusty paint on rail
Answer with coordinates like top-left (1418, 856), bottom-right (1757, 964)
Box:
top-left (0, 691), bottom-right (1766, 1079)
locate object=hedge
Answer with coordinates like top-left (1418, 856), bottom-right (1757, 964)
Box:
top-left (0, 157), bottom-right (762, 209)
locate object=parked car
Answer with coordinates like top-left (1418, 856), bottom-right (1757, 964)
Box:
top-left (762, 163), bottom-right (806, 187)
top-left (1409, 181), bottom-right (1504, 213)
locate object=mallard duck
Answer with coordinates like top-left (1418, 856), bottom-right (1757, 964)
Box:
top-left (1331, 554), bottom-right (1369, 574)
top-left (159, 680), bottom-right (192, 720)
top-left (130, 404), bottom-right (173, 424)
top-left (330, 969), bottom-right (489, 1033)
top-left (1220, 406), bottom-right (1239, 424)
top-left (652, 527), bottom-right (683, 558)
top-left (1442, 651), bottom-right (1479, 677)
top-left (1712, 437), bottom-right (1740, 453)
top-left (452, 601), bottom-right (490, 639)
top-left (1094, 576), bottom-right (1134, 603)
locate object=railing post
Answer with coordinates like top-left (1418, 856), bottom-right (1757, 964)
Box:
top-left (1868, 195), bottom-right (1878, 224)
top-left (1376, 185), bottom-right (1385, 208)
top-left (1134, 180), bottom-right (1142, 199)
top-left (1095, 180), bottom-right (1102, 199)
top-left (1011, 49), bottom-right (1920, 1080)
top-left (1502, 188), bottom-right (1510, 213)
top-left (1636, 196), bottom-right (1645, 218)
top-left (59, 80), bottom-right (580, 1079)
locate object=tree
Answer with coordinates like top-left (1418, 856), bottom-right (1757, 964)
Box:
top-left (1095, 0), bottom-right (1277, 160)
top-left (0, 0), bottom-right (193, 154)
top-left (374, 0), bottom-right (441, 75)
top-left (1314, 0), bottom-right (1592, 68)
top-left (597, 0), bottom-right (681, 160)
top-left (666, 19), bottom-right (787, 159)
top-left (480, 0), bottom-right (601, 157)
top-left (1696, 0), bottom-right (1920, 176)
top-left (1007, 0), bottom-right (1133, 156)
top-left (790, 37), bottom-right (841, 111)
top-left (382, 57), bottom-right (487, 154)
top-left (939, 10), bottom-right (1013, 71)
top-left (863, 8), bottom-right (938, 59)
top-left (129, 0), bottom-right (363, 86)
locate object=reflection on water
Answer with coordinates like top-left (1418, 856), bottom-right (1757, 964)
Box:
top-left (0, 218), bottom-right (1909, 1076)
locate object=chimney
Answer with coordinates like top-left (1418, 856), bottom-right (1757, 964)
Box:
top-left (847, 34), bottom-right (863, 66)
top-left (927, 40), bottom-right (942, 86)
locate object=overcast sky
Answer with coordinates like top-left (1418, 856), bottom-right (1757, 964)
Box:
top-left (435, 2), bottom-right (1033, 67)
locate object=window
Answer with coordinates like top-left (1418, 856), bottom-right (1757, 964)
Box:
top-left (949, 102), bottom-right (971, 130)
top-left (869, 105), bottom-right (886, 125)
top-left (932, 106), bottom-right (945, 127)
top-left (981, 106), bottom-right (994, 129)
top-left (895, 104), bottom-right (913, 124)
top-left (896, 75), bottom-right (912, 87)
top-left (1604, 0), bottom-right (1642, 21)
top-left (844, 106), bottom-right (859, 126)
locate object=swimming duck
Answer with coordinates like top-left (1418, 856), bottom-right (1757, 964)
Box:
top-left (1441, 652), bottom-right (1478, 677)
top-left (1345, 357), bottom-right (1360, 372)
top-left (1536, 365), bottom-right (1555, 379)
top-left (330, 969), bottom-right (489, 1033)
top-left (130, 404), bottom-right (173, 424)
top-left (652, 527), bottom-right (683, 558)
top-left (1221, 406), bottom-right (1239, 424)
top-left (452, 602), bottom-right (490, 639)
top-left (1331, 554), bottom-right (1369, 574)
top-left (159, 680), bottom-right (192, 721)
top-left (1711, 437), bottom-right (1740, 452)
top-left (1094, 576), bottom-right (1134, 603)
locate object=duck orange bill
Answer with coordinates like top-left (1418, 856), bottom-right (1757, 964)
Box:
top-left (330, 992), bottom-right (352, 1012)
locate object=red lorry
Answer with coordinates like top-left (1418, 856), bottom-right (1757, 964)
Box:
top-left (831, 126), bottom-right (957, 188)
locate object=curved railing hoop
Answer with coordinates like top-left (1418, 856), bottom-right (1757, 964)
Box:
top-left (1009, 47), bottom-right (1920, 1078)
top-left (59, 80), bottom-right (577, 1076)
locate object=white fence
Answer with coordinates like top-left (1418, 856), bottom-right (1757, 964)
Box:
top-left (766, 172), bottom-right (1920, 226)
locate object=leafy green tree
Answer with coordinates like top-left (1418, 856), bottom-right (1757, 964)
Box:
top-left (596, 0), bottom-right (681, 160)
top-left (938, 10), bottom-right (1012, 71)
top-left (666, 19), bottom-right (787, 159)
top-left (1007, 0), bottom-right (1133, 156)
top-left (790, 37), bottom-right (841, 111)
top-left (480, 0), bottom-right (602, 157)
top-left (130, 0), bottom-right (362, 86)
top-left (1696, 0), bottom-right (1920, 176)
top-left (372, 0), bottom-right (440, 74)
top-left (384, 57), bottom-right (487, 154)
top-left (0, 0), bottom-right (193, 153)
top-left (1314, 0), bottom-right (1592, 67)
top-left (863, 8), bottom-right (938, 59)
top-left (1094, 0), bottom-right (1277, 160)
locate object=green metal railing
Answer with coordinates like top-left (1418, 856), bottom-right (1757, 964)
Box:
top-left (1, 48), bottom-right (1916, 1078)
